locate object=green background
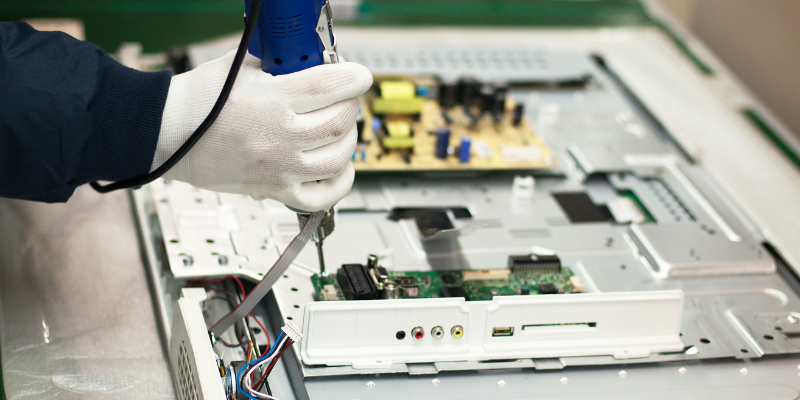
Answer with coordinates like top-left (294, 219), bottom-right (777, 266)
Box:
top-left (0, 0), bottom-right (653, 53)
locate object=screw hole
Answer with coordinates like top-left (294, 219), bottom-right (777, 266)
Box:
top-left (740, 348), bottom-right (749, 353)
top-left (287, 316), bottom-right (293, 320)
top-left (775, 326), bottom-right (783, 331)
top-left (274, 58), bottom-right (283, 65)
top-left (300, 55), bottom-right (308, 62)
top-left (283, 275), bottom-right (289, 278)
top-left (206, 239), bottom-right (215, 244)
top-left (291, 287), bottom-right (298, 292)
top-left (396, 331), bottom-right (406, 340)
top-left (764, 334), bottom-right (774, 340)
top-left (699, 338), bottom-right (711, 344)
top-left (170, 239), bottom-right (179, 244)
top-left (293, 305), bottom-right (300, 309)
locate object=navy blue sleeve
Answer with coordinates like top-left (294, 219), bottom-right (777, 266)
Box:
top-left (0, 21), bottom-right (173, 202)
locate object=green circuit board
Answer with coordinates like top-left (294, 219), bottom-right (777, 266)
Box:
top-left (311, 267), bottom-right (579, 302)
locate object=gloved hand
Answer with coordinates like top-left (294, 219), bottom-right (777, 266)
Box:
top-left (152, 51), bottom-right (372, 211)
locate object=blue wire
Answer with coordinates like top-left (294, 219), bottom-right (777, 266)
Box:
top-left (237, 331), bottom-right (285, 400)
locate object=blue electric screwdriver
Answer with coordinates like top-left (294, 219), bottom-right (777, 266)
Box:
top-left (245, 0), bottom-right (340, 275)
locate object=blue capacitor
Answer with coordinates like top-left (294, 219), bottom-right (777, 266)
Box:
top-left (245, 0), bottom-right (328, 75)
top-left (459, 137), bottom-right (472, 163)
top-left (435, 128), bottom-right (451, 159)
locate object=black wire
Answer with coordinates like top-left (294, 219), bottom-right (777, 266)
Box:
top-left (90, 0), bottom-right (263, 193)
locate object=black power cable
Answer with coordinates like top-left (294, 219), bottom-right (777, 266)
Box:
top-left (91, 0), bottom-right (262, 193)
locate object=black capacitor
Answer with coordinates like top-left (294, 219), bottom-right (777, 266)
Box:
top-left (491, 86), bottom-right (508, 123)
top-left (356, 118), bottom-right (365, 143)
top-left (512, 103), bottom-right (525, 127)
top-left (479, 85), bottom-right (495, 114)
top-left (457, 78), bottom-right (479, 107)
top-left (438, 80), bottom-right (458, 108)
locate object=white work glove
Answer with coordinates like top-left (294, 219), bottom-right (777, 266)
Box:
top-left (152, 51), bottom-right (372, 211)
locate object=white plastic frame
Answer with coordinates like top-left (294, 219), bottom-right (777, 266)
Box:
top-left (300, 290), bottom-right (685, 369)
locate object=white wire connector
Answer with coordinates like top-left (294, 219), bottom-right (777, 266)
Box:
top-left (281, 322), bottom-right (302, 343)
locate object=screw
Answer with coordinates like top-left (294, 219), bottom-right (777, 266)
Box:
top-left (678, 367), bottom-right (687, 374)
top-left (740, 368), bottom-right (748, 375)
top-left (317, 26), bottom-right (324, 32)
top-left (619, 370), bottom-right (628, 377)
top-left (181, 254), bottom-right (194, 267)
top-left (431, 379), bottom-right (440, 386)
top-left (367, 381), bottom-right (375, 388)
top-left (497, 380), bottom-right (506, 387)
top-left (560, 377), bottom-right (569, 384)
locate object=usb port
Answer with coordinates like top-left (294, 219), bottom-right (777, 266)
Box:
top-left (492, 327), bottom-right (514, 337)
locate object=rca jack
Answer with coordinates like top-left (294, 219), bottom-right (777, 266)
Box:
top-left (411, 326), bottom-right (425, 340)
top-left (451, 325), bottom-right (464, 338)
top-left (431, 326), bottom-right (445, 339)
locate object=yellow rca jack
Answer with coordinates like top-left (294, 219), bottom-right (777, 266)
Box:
top-left (451, 325), bottom-right (464, 338)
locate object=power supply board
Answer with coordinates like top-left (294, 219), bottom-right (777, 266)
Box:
top-left (353, 76), bottom-right (555, 171)
top-left (310, 255), bottom-right (585, 302)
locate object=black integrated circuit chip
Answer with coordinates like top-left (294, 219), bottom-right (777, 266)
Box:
top-left (440, 286), bottom-right (469, 300)
top-left (538, 283), bottom-right (558, 294)
top-left (441, 273), bottom-right (457, 284)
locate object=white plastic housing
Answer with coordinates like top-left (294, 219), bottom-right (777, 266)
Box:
top-left (301, 291), bottom-right (684, 369)
top-left (169, 289), bottom-right (227, 400)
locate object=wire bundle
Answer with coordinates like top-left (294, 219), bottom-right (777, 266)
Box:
top-left (236, 329), bottom-right (295, 400)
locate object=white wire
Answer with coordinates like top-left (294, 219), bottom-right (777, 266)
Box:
top-left (241, 336), bottom-right (290, 400)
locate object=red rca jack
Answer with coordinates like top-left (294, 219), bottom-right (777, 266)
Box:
top-left (411, 326), bottom-right (425, 339)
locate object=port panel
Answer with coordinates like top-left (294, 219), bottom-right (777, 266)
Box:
top-left (300, 291), bottom-right (684, 368)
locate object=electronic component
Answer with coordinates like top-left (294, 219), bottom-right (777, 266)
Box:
top-left (411, 326), bottom-right (425, 340)
top-left (508, 254), bottom-right (562, 273)
top-left (538, 283), bottom-right (558, 294)
top-left (439, 286), bottom-right (470, 300)
top-left (382, 281), bottom-right (401, 299)
top-left (459, 136), bottom-right (472, 163)
top-left (451, 325), bottom-right (464, 338)
top-left (438, 79), bottom-right (458, 108)
top-left (492, 327), bottom-right (514, 337)
top-left (402, 285), bottom-right (420, 298)
top-left (512, 103), bottom-right (524, 126)
top-left (461, 269), bottom-right (511, 281)
top-left (320, 284), bottom-right (339, 301)
top-left (441, 273), bottom-right (456, 284)
top-left (435, 127), bottom-right (451, 159)
top-left (395, 275), bottom-right (415, 285)
top-left (337, 264), bottom-right (377, 300)
top-left (569, 276), bottom-right (587, 293)
top-left (382, 120), bottom-right (415, 150)
top-left (356, 75), bottom-right (554, 171)
top-left (371, 81), bottom-right (424, 115)
top-left (313, 265), bottom-right (577, 301)
top-left (431, 326), bottom-right (445, 339)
